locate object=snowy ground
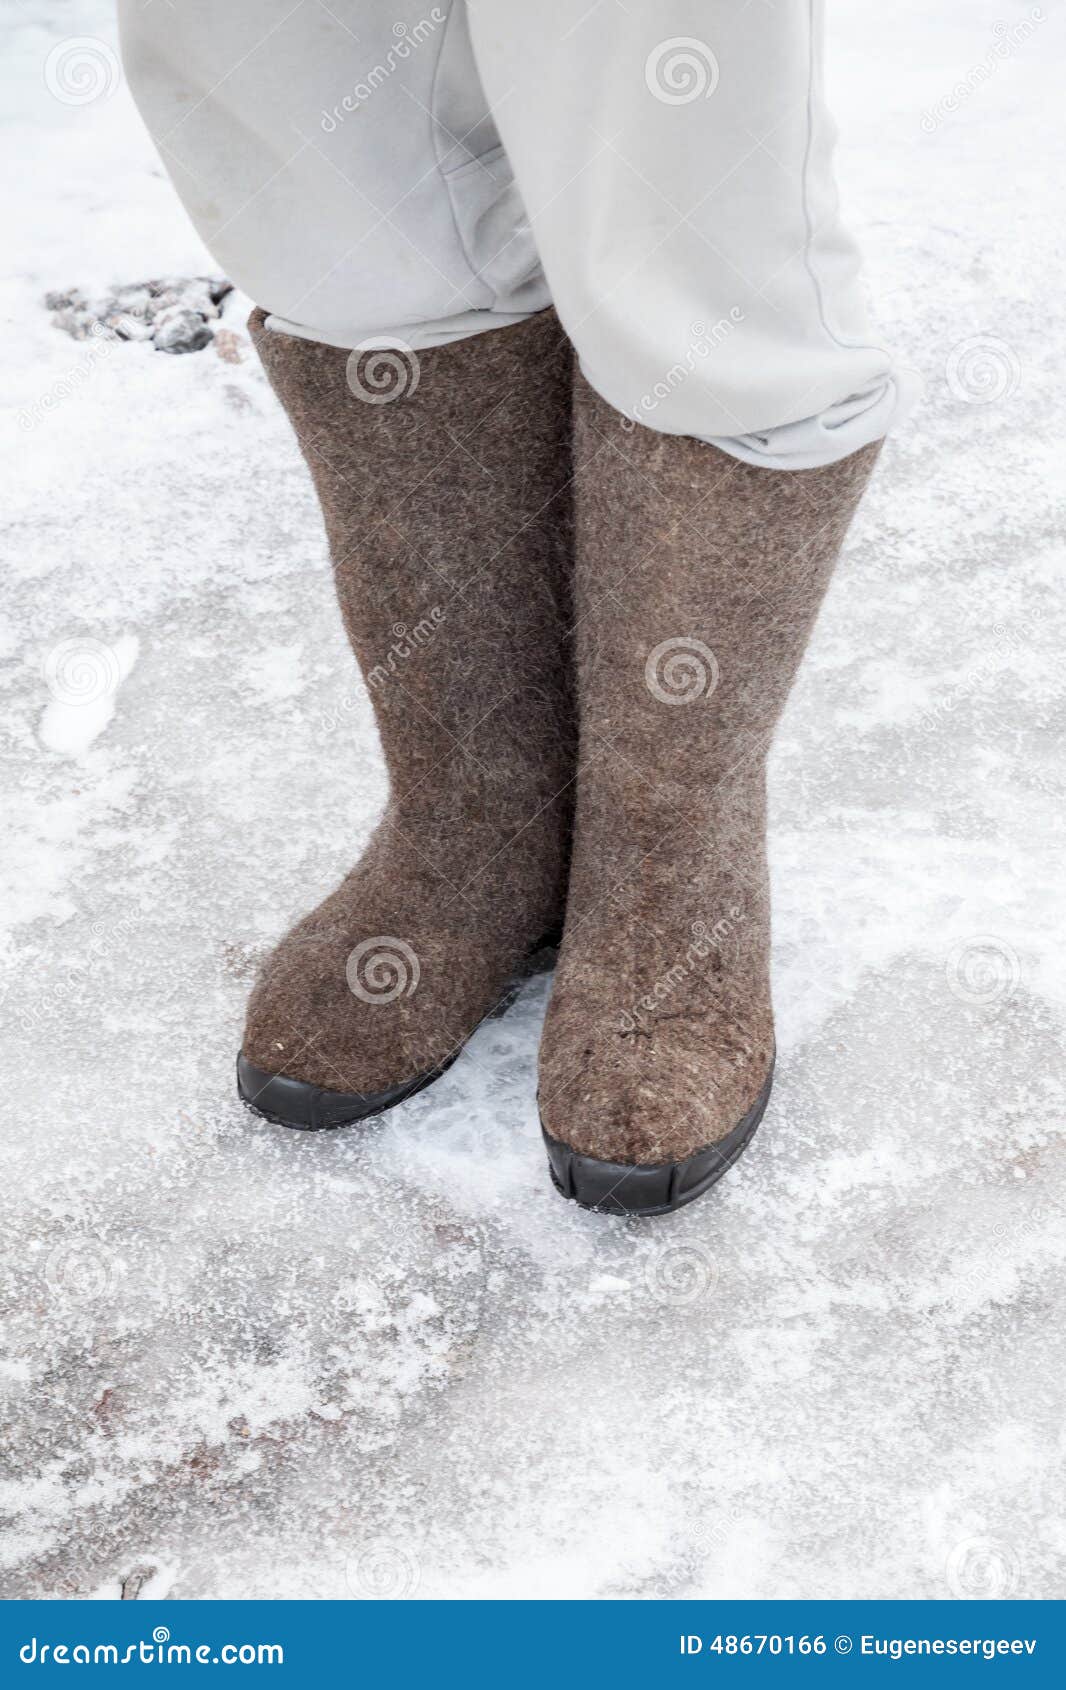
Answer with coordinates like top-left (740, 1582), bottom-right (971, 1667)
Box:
top-left (2, 0), bottom-right (1064, 1600)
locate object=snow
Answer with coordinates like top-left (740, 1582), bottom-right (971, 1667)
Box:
top-left (38, 634), bottom-right (140, 756)
top-left (1, 0), bottom-right (1064, 1600)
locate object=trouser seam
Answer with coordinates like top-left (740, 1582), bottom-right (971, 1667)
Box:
top-left (801, 0), bottom-right (885, 365)
top-left (428, 0), bottom-right (501, 309)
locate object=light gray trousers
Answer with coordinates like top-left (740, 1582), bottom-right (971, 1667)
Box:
top-left (117, 0), bottom-right (917, 468)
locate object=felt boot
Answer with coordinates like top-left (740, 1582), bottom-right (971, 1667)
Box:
top-left (538, 373), bottom-right (881, 1213)
top-left (238, 309), bottom-right (574, 1129)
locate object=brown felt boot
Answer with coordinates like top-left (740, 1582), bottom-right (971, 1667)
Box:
top-left (237, 309), bottom-right (574, 1129)
top-left (538, 374), bottom-right (880, 1213)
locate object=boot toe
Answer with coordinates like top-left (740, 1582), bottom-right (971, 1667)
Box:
top-left (537, 1041), bottom-right (774, 1215)
top-left (240, 925), bottom-right (462, 1099)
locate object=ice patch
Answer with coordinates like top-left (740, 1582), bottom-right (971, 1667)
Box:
top-left (37, 632), bottom-right (139, 755)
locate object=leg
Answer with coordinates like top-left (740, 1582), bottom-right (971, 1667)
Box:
top-left (117, 0), bottom-right (549, 346)
top-left (540, 383), bottom-right (878, 1211)
top-left (118, 3), bottom-right (575, 1124)
top-left (463, 1), bottom-right (900, 1205)
top-left (239, 311), bottom-right (574, 1122)
top-left (468, 0), bottom-right (917, 466)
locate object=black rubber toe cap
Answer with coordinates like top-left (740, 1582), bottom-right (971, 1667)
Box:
top-left (540, 1058), bottom-right (774, 1217)
top-left (236, 1051), bottom-right (455, 1131)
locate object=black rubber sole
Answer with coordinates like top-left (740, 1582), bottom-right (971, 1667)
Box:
top-left (540, 1058), bottom-right (775, 1217)
top-left (237, 1048), bottom-right (458, 1131)
top-left (237, 927), bottom-right (562, 1132)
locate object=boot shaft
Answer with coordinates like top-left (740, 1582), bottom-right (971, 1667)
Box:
top-left (570, 374), bottom-right (881, 799)
top-left (249, 308), bottom-right (576, 817)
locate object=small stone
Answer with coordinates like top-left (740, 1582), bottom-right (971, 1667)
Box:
top-left (106, 310), bottom-right (152, 342)
top-left (152, 306), bottom-right (213, 355)
top-left (213, 327), bottom-right (243, 365)
top-left (120, 1564), bottom-right (157, 1601)
top-left (45, 274), bottom-right (234, 353)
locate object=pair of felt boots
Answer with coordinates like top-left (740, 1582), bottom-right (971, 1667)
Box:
top-left (236, 309), bottom-right (879, 1216)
